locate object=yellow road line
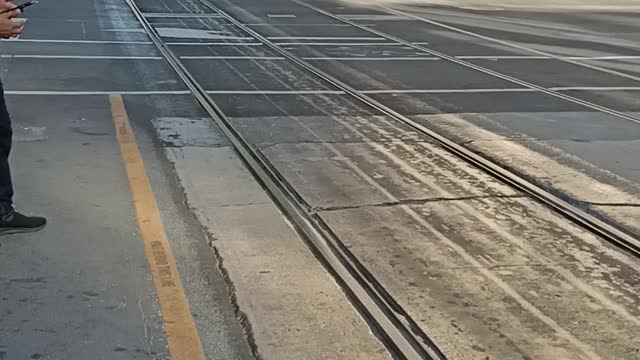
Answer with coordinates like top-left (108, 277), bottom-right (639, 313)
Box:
top-left (110, 94), bottom-right (206, 360)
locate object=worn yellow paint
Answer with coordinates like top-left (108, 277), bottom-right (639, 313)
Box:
top-left (110, 94), bottom-right (205, 360)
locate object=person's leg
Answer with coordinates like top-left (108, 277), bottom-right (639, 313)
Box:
top-left (0, 80), bottom-right (46, 235)
top-left (0, 79), bottom-right (14, 215)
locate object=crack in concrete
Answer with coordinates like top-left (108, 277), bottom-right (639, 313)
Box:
top-left (435, 262), bottom-right (583, 270)
top-left (255, 139), bottom-right (432, 151)
top-left (209, 242), bottom-right (263, 360)
top-left (163, 146), bottom-right (258, 360)
top-left (137, 299), bottom-right (153, 358)
top-left (589, 202), bottom-right (640, 207)
top-left (312, 194), bottom-right (525, 213)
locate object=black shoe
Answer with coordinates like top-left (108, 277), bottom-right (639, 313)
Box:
top-left (0, 211), bottom-right (46, 235)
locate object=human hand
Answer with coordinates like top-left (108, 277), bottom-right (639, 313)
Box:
top-left (0, 0), bottom-right (14, 12)
top-left (0, 10), bottom-right (22, 39)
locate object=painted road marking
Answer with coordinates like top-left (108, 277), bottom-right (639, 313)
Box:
top-left (550, 86), bottom-right (640, 91)
top-left (170, 41), bottom-right (407, 46)
top-left (102, 28), bottom-right (148, 33)
top-left (382, 6), bottom-right (640, 84)
top-left (0, 55), bottom-right (162, 60)
top-left (205, 89), bottom-right (345, 95)
top-left (245, 23), bottom-right (354, 27)
top-left (360, 88), bottom-right (534, 94)
top-left (180, 55), bottom-right (286, 60)
top-left (155, 27), bottom-right (253, 40)
top-left (572, 56), bottom-right (640, 60)
top-left (5, 87), bottom-right (640, 96)
top-left (457, 55), bottom-right (551, 60)
top-left (360, 87), bottom-right (640, 94)
top-left (267, 14), bottom-right (297, 18)
top-left (303, 56), bottom-right (439, 61)
top-left (110, 94), bottom-right (206, 360)
top-left (267, 36), bottom-right (386, 40)
top-left (458, 55), bottom-right (640, 60)
top-left (3, 54), bottom-right (632, 61)
top-left (5, 38), bottom-right (153, 44)
top-left (339, 14), bottom-right (410, 21)
top-left (6, 90), bottom-right (191, 95)
top-left (166, 42), bottom-right (263, 46)
top-left (143, 13), bottom-right (223, 18)
top-left (275, 42), bottom-right (399, 46)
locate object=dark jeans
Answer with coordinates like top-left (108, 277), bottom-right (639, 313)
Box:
top-left (0, 80), bottom-right (13, 215)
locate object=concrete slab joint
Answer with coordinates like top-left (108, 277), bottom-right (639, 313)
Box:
top-left (162, 143), bottom-right (389, 359)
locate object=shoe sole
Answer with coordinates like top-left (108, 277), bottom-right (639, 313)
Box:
top-left (0, 223), bottom-right (46, 235)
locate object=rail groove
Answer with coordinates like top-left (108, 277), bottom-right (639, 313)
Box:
top-left (200, 0), bottom-right (640, 259)
top-left (124, 0), bottom-right (445, 358)
top-left (125, 0), bottom-right (640, 358)
top-left (291, 0), bottom-right (640, 126)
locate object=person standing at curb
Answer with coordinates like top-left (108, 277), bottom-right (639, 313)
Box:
top-left (0, 1), bottom-right (46, 235)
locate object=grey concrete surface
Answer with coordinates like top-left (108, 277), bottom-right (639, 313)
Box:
top-left (467, 58), bottom-right (640, 88)
top-left (230, 114), bottom-right (419, 144)
top-left (123, 95), bottom-right (253, 360)
top-left (203, 0), bottom-right (640, 233)
top-left (0, 0), bottom-right (254, 359)
top-left (141, 0), bottom-right (640, 358)
top-left (583, 58), bottom-right (640, 79)
top-left (410, 112), bottom-right (640, 237)
top-left (0, 42), bottom-right (159, 57)
top-left (261, 140), bottom-right (518, 209)
top-left (5, 58), bottom-right (182, 92)
top-left (163, 145), bottom-right (390, 360)
top-left (320, 198), bottom-right (640, 359)
top-left (281, 44), bottom-right (429, 58)
top-left (210, 93), bottom-right (378, 118)
top-left (0, 96), bottom-right (170, 360)
top-left (19, 19), bottom-right (149, 42)
top-left (180, 58), bottom-right (335, 91)
top-left (449, 111), bottom-right (640, 142)
top-left (5, 0), bottom-right (639, 358)
top-left (138, 89), bottom-right (390, 360)
top-left (369, 91), bottom-right (587, 114)
top-left (548, 138), bottom-right (640, 184)
top-left (562, 89), bottom-right (640, 112)
top-left (340, 0), bottom-right (640, 11)
top-left (308, 58), bottom-right (523, 90)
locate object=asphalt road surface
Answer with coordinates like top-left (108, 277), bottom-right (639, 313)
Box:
top-left (1, 0), bottom-right (639, 359)
top-left (140, 0), bottom-right (640, 235)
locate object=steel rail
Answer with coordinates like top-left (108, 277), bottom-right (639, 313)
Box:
top-left (201, 0), bottom-right (640, 258)
top-left (124, 0), bottom-right (445, 358)
top-left (289, 0), bottom-right (640, 127)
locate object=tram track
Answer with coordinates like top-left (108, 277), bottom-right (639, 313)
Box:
top-left (197, 0), bottom-right (640, 256)
top-left (291, 0), bottom-right (640, 128)
top-left (125, 0), bottom-right (640, 358)
top-left (125, 0), bottom-right (446, 358)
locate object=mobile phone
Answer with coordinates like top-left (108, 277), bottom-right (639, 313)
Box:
top-left (0, 1), bottom-right (38, 15)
